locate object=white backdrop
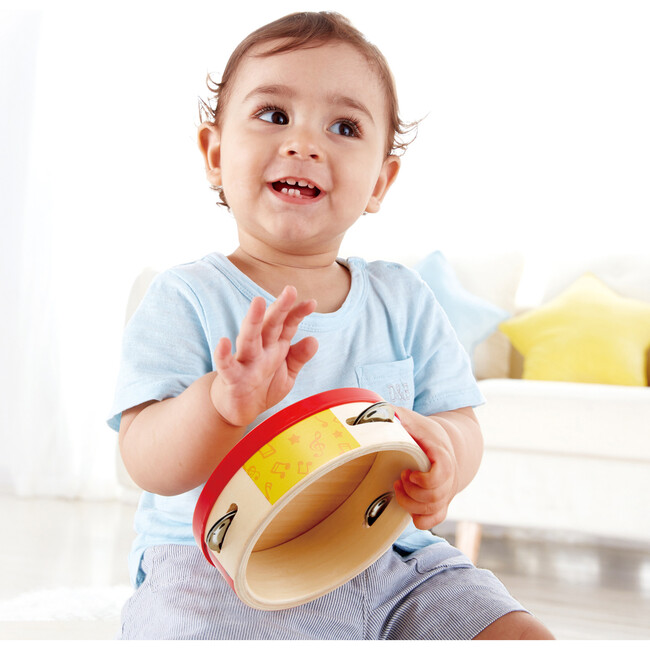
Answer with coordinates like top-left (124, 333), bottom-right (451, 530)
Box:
top-left (1, 0), bottom-right (649, 498)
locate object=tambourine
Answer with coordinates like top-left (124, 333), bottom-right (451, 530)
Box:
top-left (193, 388), bottom-right (430, 610)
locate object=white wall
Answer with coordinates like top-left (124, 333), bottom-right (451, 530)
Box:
top-left (2, 0), bottom-right (649, 496)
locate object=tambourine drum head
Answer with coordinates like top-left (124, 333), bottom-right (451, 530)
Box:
top-left (244, 448), bottom-right (420, 604)
top-left (251, 452), bottom-right (374, 551)
top-left (193, 388), bottom-right (429, 610)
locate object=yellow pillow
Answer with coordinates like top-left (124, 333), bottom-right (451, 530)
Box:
top-left (499, 273), bottom-right (650, 386)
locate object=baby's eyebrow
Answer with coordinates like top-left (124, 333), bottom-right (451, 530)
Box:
top-left (327, 94), bottom-right (375, 125)
top-left (243, 84), bottom-right (375, 124)
top-left (244, 84), bottom-right (295, 102)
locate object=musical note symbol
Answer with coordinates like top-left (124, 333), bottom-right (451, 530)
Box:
top-left (338, 442), bottom-right (352, 452)
top-left (310, 431), bottom-right (326, 458)
top-left (298, 460), bottom-right (313, 475)
top-left (264, 482), bottom-right (273, 499)
top-left (259, 444), bottom-right (276, 459)
top-left (314, 414), bottom-right (329, 427)
top-left (246, 465), bottom-right (261, 481)
top-left (271, 461), bottom-right (291, 479)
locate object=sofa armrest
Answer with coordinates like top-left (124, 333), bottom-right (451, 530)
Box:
top-left (447, 379), bottom-right (650, 543)
top-left (475, 379), bottom-right (650, 461)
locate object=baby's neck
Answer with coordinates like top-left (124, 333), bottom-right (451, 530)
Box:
top-left (228, 248), bottom-right (351, 314)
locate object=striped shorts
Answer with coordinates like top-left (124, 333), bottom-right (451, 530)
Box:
top-left (119, 541), bottom-right (525, 640)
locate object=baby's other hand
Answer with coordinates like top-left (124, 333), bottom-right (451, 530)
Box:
top-left (392, 407), bottom-right (459, 530)
top-left (210, 286), bottom-right (318, 427)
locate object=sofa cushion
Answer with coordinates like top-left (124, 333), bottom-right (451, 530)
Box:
top-left (499, 273), bottom-right (650, 386)
top-left (415, 251), bottom-right (510, 376)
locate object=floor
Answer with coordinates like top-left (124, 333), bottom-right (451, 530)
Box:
top-left (438, 521), bottom-right (650, 641)
top-left (0, 495), bottom-right (649, 640)
top-left (0, 496), bottom-right (135, 640)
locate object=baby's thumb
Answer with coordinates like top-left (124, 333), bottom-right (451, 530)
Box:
top-left (394, 407), bottom-right (434, 467)
top-left (394, 406), bottom-right (424, 443)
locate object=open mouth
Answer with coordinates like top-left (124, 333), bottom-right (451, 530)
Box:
top-left (270, 178), bottom-right (322, 200)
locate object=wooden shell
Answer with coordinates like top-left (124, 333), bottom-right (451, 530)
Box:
top-left (193, 388), bottom-right (429, 610)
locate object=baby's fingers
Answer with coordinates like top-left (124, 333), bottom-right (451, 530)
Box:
top-left (213, 336), bottom-right (232, 366)
top-left (278, 298), bottom-right (318, 344)
top-left (397, 469), bottom-right (432, 500)
top-left (405, 466), bottom-right (447, 491)
top-left (261, 287), bottom-right (317, 347)
top-left (393, 478), bottom-right (449, 529)
top-left (285, 336), bottom-right (319, 379)
top-left (213, 337), bottom-right (239, 384)
top-left (259, 286), bottom-right (297, 346)
top-left (397, 468), bottom-right (451, 504)
top-left (233, 296), bottom-right (267, 362)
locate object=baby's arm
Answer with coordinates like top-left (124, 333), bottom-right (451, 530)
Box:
top-left (118, 286), bottom-right (318, 496)
top-left (392, 406), bottom-right (483, 530)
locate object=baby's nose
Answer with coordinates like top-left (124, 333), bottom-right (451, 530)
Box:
top-left (280, 127), bottom-right (323, 160)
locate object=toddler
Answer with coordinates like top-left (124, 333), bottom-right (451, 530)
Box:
top-left (109, 11), bottom-right (553, 640)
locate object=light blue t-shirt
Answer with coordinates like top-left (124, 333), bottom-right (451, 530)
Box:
top-left (108, 252), bottom-right (483, 587)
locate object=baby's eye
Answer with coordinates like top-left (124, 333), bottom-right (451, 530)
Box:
top-left (328, 120), bottom-right (360, 138)
top-left (257, 108), bottom-right (289, 125)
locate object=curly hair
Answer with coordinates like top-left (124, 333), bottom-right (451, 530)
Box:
top-left (199, 11), bottom-right (418, 209)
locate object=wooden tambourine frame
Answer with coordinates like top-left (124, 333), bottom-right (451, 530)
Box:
top-left (193, 388), bottom-right (429, 610)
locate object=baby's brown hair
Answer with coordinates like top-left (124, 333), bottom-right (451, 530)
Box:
top-left (199, 11), bottom-right (417, 208)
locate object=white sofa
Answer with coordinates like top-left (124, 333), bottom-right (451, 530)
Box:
top-left (435, 252), bottom-right (650, 560)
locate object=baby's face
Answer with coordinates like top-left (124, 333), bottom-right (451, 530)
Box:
top-left (205, 40), bottom-right (400, 260)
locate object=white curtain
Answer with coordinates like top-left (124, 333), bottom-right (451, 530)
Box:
top-left (2, 0), bottom-right (648, 498)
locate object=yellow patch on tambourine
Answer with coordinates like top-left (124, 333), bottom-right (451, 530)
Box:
top-left (243, 409), bottom-right (360, 504)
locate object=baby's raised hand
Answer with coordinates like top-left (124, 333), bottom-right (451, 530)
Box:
top-left (210, 286), bottom-right (318, 427)
top-left (392, 407), bottom-right (460, 530)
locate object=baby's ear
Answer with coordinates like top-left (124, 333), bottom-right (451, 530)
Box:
top-left (198, 123), bottom-right (222, 187)
top-left (365, 155), bottom-right (401, 213)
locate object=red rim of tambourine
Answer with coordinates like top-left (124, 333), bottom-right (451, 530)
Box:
top-left (192, 387), bottom-right (383, 565)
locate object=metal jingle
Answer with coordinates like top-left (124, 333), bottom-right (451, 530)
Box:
top-left (206, 508), bottom-right (238, 553)
top-left (349, 402), bottom-right (395, 426)
top-left (365, 491), bottom-right (393, 527)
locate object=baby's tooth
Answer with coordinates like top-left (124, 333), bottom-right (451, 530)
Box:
top-left (281, 188), bottom-right (289, 194)
top-left (297, 180), bottom-right (308, 187)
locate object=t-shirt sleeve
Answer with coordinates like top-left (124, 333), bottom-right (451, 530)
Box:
top-left (408, 274), bottom-right (484, 415)
top-left (107, 270), bottom-right (213, 432)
